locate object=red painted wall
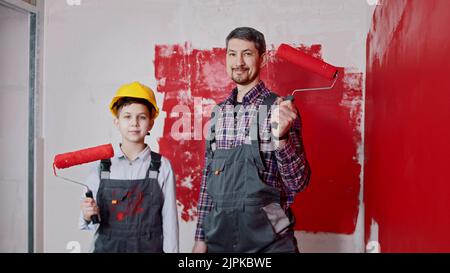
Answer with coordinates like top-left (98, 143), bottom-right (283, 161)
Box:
top-left (365, 0), bottom-right (450, 252)
top-left (155, 43), bottom-right (363, 234)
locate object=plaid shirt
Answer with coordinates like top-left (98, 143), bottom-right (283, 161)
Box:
top-left (195, 81), bottom-right (311, 241)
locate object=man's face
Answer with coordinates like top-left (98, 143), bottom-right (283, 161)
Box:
top-left (114, 103), bottom-right (153, 144)
top-left (226, 38), bottom-right (264, 86)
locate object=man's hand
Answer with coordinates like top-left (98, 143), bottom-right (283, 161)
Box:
top-left (81, 197), bottom-right (99, 222)
top-left (271, 97), bottom-right (298, 147)
top-left (192, 241), bottom-right (207, 253)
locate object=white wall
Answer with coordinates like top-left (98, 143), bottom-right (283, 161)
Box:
top-left (42, 0), bottom-right (373, 252)
top-left (0, 2), bottom-right (30, 252)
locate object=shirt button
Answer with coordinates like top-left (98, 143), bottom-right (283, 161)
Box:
top-left (129, 162), bottom-right (132, 166)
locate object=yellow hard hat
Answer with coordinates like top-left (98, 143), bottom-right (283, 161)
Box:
top-left (109, 82), bottom-right (159, 119)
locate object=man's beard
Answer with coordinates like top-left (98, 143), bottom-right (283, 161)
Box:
top-left (231, 67), bottom-right (258, 85)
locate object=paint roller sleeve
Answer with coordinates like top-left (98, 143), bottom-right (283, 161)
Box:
top-left (276, 43), bottom-right (338, 81)
top-left (53, 144), bottom-right (114, 169)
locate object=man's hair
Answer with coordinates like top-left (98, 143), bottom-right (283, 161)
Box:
top-left (226, 27), bottom-right (266, 56)
top-left (114, 97), bottom-right (154, 118)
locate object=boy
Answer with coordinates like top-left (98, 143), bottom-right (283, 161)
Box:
top-left (79, 82), bottom-right (178, 253)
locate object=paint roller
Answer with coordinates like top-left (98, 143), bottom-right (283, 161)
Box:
top-left (53, 144), bottom-right (114, 224)
top-left (275, 43), bottom-right (339, 100)
top-left (271, 43), bottom-right (339, 130)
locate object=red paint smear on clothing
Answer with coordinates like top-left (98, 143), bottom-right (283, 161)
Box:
top-left (365, 0), bottom-right (450, 251)
top-left (155, 43), bottom-right (362, 234)
top-left (132, 192), bottom-right (145, 215)
top-left (113, 189), bottom-right (145, 222)
top-left (116, 211), bottom-right (125, 222)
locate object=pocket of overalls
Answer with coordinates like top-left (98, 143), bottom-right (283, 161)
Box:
top-left (102, 188), bottom-right (129, 216)
top-left (207, 159), bottom-right (227, 195)
top-left (138, 232), bottom-right (163, 253)
top-left (261, 203), bottom-right (291, 235)
top-left (103, 188), bottom-right (129, 203)
top-left (94, 233), bottom-right (112, 253)
top-left (210, 159), bottom-right (226, 177)
top-left (203, 210), bottom-right (228, 245)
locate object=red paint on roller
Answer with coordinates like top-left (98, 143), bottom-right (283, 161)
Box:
top-left (276, 43), bottom-right (338, 80)
top-left (53, 144), bottom-right (114, 169)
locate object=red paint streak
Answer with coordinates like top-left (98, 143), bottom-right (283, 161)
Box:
top-left (262, 46), bottom-right (362, 233)
top-left (113, 188), bottom-right (145, 222)
top-left (155, 44), bottom-right (231, 222)
top-left (125, 188), bottom-right (145, 217)
top-left (155, 43), bottom-right (362, 233)
top-left (189, 48), bottom-right (235, 100)
top-left (116, 211), bottom-right (125, 222)
top-left (366, 0), bottom-right (450, 252)
top-left (132, 192), bottom-right (145, 215)
top-left (154, 44), bottom-right (190, 92)
top-left (289, 71), bottom-right (362, 233)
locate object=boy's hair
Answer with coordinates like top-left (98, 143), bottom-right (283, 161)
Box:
top-left (226, 27), bottom-right (266, 56)
top-left (113, 97), bottom-right (155, 118)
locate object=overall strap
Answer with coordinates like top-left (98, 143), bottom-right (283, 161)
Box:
top-left (206, 103), bottom-right (223, 159)
top-left (247, 92), bottom-right (279, 170)
top-left (145, 151), bottom-right (162, 179)
top-left (100, 159), bottom-right (111, 179)
top-left (249, 92), bottom-right (279, 146)
top-left (262, 92), bottom-right (279, 108)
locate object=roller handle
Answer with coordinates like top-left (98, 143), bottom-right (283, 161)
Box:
top-left (285, 95), bottom-right (295, 102)
top-left (271, 95), bottom-right (295, 130)
top-left (85, 190), bottom-right (100, 224)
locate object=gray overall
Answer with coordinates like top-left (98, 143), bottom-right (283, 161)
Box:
top-left (203, 93), bottom-right (297, 253)
top-left (93, 151), bottom-right (164, 253)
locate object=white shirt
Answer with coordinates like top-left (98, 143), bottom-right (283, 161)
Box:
top-left (79, 143), bottom-right (179, 253)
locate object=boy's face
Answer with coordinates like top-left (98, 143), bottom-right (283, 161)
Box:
top-left (114, 103), bottom-right (153, 144)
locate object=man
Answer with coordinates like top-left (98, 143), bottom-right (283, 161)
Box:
top-left (193, 27), bottom-right (311, 253)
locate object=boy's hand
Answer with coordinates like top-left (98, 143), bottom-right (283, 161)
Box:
top-left (81, 197), bottom-right (99, 222)
top-left (192, 241), bottom-right (207, 253)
